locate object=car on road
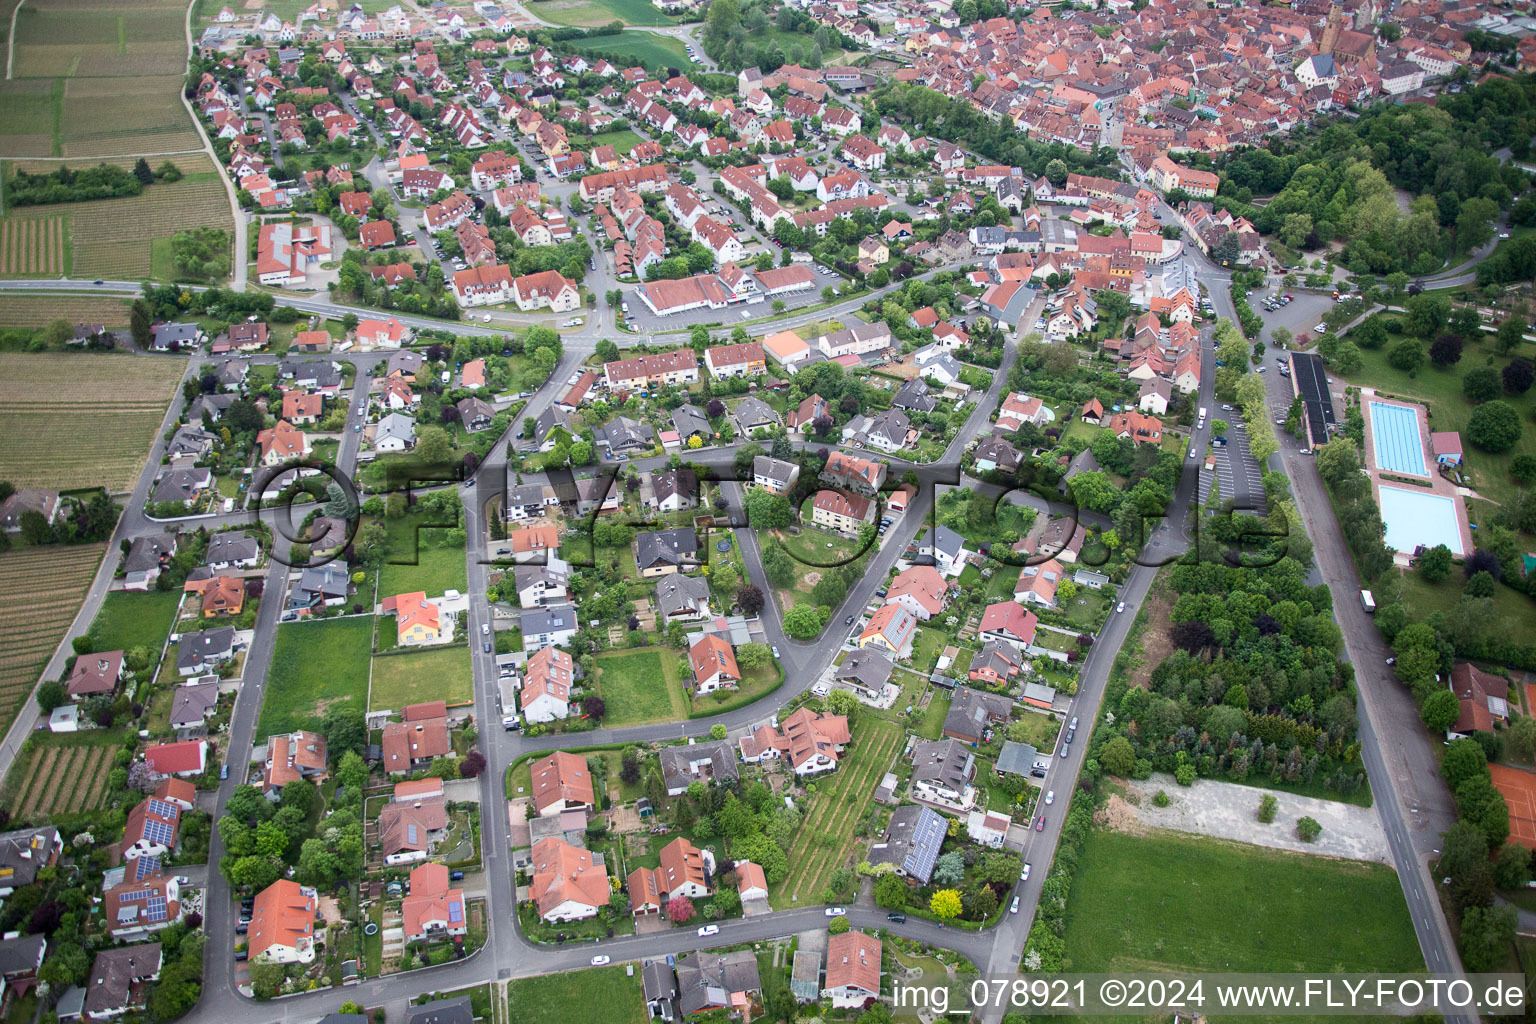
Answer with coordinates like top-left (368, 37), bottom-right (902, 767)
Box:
top-left (825, 907), bottom-right (846, 917)
top-left (845, 615), bottom-right (855, 624)
top-left (482, 315), bottom-right (492, 323)
top-left (1045, 790), bottom-right (1054, 805)
top-left (698, 925), bottom-right (720, 937)
top-left (93, 279), bottom-right (104, 285)
top-left (1035, 815), bottom-right (1046, 832)
top-left (1019, 863), bottom-right (1030, 881)
top-left (1070, 716), bottom-right (1078, 730)
top-left (220, 764), bottom-right (228, 780)
top-left (1189, 446), bottom-right (1198, 459)
top-left (1255, 365), bottom-right (1267, 373)
top-left (1499, 231), bottom-right (1511, 239)
top-left (887, 912), bottom-right (906, 923)
top-left (1221, 404), bottom-right (1232, 411)
top-left (481, 623), bottom-right (489, 635)
top-left (1116, 601), bottom-right (1126, 613)
top-left (483, 641), bottom-right (491, 653)
top-left (1010, 896), bottom-right (1020, 914)
top-left (1298, 448), bottom-right (1313, 456)
top-left (591, 955), bottom-right (610, 966)
top-left (772, 645), bottom-right (780, 658)
top-left (1313, 324), bottom-right (1327, 334)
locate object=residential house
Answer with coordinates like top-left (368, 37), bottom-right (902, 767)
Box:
top-left (823, 931), bottom-right (881, 1008)
top-left (918, 525), bottom-right (967, 576)
top-left (530, 751), bottom-right (595, 817)
top-left (942, 686), bottom-right (1014, 745)
top-left (688, 634), bottom-right (740, 694)
top-left (857, 603), bottom-right (917, 657)
top-left (67, 650), bottom-right (124, 701)
top-left (867, 804), bottom-right (945, 883)
top-left (660, 740), bottom-right (739, 796)
top-left (812, 488), bottom-right (874, 534)
top-left (382, 591), bottom-right (441, 646)
top-left (529, 838), bottom-right (610, 922)
top-left (886, 565), bottom-right (947, 621)
top-left (248, 879), bottom-right (317, 963)
top-left (262, 730), bottom-right (327, 798)
top-left (910, 738), bottom-right (977, 808)
top-left (835, 647), bottom-right (894, 701)
top-left (401, 862), bottom-right (466, 943)
top-left (520, 605), bottom-right (577, 651)
top-left (977, 601), bottom-right (1039, 650)
top-left (82, 944), bottom-right (162, 1020)
top-left (655, 574), bottom-right (711, 622)
top-left (635, 528), bottom-right (699, 577)
top-left (737, 707), bottom-right (850, 776)
top-left (752, 456), bottom-right (799, 494)
top-left (1448, 662), bottom-right (1510, 738)
top-left (520, 646), bottom-right (573, 724)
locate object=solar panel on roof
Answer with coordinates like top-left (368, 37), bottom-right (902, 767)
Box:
top-left (448, 901), bottom-right (463, 923)
top-left (145, 894), bottom-right (168, 922)
top-left (147, 798), bottom-right (179, 819)
top-left (118, 887), bottom-right (154, 903)
top-left (134, 856), bottom-right (162, 880)
top-left (143, 819), bottom-right (175, 846)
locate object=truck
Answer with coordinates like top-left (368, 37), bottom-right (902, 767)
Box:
top-left (497, 673), bottom-right (521, 730)
top-left (1360, 589), bottom-right (1376, 614)
top-left (1197, 407), bottom-right (1207, 429)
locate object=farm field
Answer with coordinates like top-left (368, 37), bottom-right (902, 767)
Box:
top-left (525, 0), bottom-right (677, 28)
top-left (58, 76), bottom-right (203, 157)
top-left (0, 293), bottom-right (131, 331)
top-left (3, 729), bottom-right (124, 820)
top-left (569, 31), bottom-right (689, 71)
top-left (87, 588), bottom-right (182, 653)
top-left (0, 79), bottom-right (58, 158)
top-left (259, 617), bottom-right (374, 735)
top-left (507, 965), bottom-right (649, 1024)
top-left (0, 353), bottom-right (184, 491)
top-left (368, 645), bottom-right (473, 713)
top-left (591, 648), bottom-right (686, 725)
top-left (11, 2), bottom-right (187, 80)
top-left (69, 173), bottom-right (232, 280)
top-left (773, 717), bottom-right (903, 908)
top-left (0, 544), bottom-right (106, 736)
top-left (1062, 830), bottom-right (1424, 979)
top-left (0, 212), bottom-right (70, 277)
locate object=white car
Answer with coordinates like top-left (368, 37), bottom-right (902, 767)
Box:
top-left (590, 955), bottom-right (610, 966)
top-left (812, 682), bottom-right (830, 697)
top-left (1021, 862), bottom-right (1031, 881)
top-left (825, 907), bottom-right (847, 917)
top-left (1010, 896), bottom-right (1020, 914)
top-left (482, 315), bottom-right (492, 323)
top-left (1189, 447), bottom-right (1198, 459)
top-left (481, 623), bottom-right (489, 635)
top-left (1045, 790), bottom-right (1054, 805)
top-left (697, 925), bottom-right (720, 937)
top-left (1116, 601), bottom-right (1126, 613)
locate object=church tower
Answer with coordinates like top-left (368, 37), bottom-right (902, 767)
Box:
top-left (1319, 0), bottom-right (1344, 56)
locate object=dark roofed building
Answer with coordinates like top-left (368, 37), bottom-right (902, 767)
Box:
top-left (868, 804), bottom-right (945, 883)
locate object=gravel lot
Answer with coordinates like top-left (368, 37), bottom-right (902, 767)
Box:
top-left (1126, 774), bottom-right (1391, 864)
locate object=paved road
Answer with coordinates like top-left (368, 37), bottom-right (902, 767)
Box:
top-left (180, 0), bottom-right (247, 290)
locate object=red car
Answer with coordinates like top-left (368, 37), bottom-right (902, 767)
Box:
top-left (1035, 816), bottom-right (1046, 832)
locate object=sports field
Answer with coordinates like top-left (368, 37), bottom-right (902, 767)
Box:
top-left (569, 31), bottom-right (689, 71)
top-left (0, 544), bottom-right (106, 737)
top-left (0, 353), bottom-right (185, 491)
top-left (1490, 764), bottom-right (1536, 850)
top-left (526, 0), bottom-right (677, 27)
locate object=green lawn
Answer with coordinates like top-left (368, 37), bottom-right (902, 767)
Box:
top-left (1063, 830), bottom-right (1424, 977)
top-left (570, 31), bottom-right (688, 72)
top-left (508, 964), bottom-right (649, 1024)
top-left (685, 659), bottom-right (782, 717)
top-left (1393, 568), bottom-right (1534, 646)
top-left (585, 128), bottom-right (644, 156)
top-left (88, 589), bottom-right (182, 653)
top-left (377, 513), bottom-right (467, 597)
top-left (1340, 325), bottom-right (1536, 506)
top-left (592, 648), bottom-right (686, 725)
top-left (368, 645), bottom-right (473, 712)
top-left (530, 0), bottom-right (677, 28)
top-left (910, 626), bottom-right (950, 675)
top-left (914, 689), bottom-right (952, 740)
top-left (257, 617), bottom-right (372, 735)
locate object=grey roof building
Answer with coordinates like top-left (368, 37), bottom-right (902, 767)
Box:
top-left (790, 949), bottom-right (822, 1002)
top-left (635, 528), bottom-right (700, 574)
top-left (406, 995), bottom-right (474, 1024)
top-left (205, 531), bottom-right (260, 568)
top-left (1058, 447), bottom-right (1100, 495)
top-left (655, 573), bottom-right (711, 620)
top-left (151, 467), bottom-right (211, 504)
top-left (82, 943), bottom-right (162, 1020)
top-left (670, 403), bottom-right (711, 440)
top-left (910, 738), bottom-right (976, 799)
top-left (169, 685), bottom-right (219, 731)
top-left (175, 627), bottom-right (237, 675)
top-left (0, 826), bottom-right (59, 895)
top-left (0, 932), bottom-right (46, 979)
top-left (660, 739), bottom-right (739, 795)
top-left (943, 686), bottom-right (1014, 745)
top-left (167, 425), bottom-right (218, 459)
top-left (676, 950), bottom-right (762, 1017)
top-left (604, 415), bottom-right (655, 453)
top-left (835, 647), bottom-right (894, 693)
top-left (994, 740), bottom-right (1040, 777)
top-left (868, 804), bottom-right (945, 883)
top-left (643, 959), bottom-right (680, 1021)
top-left (733, 396), bottom-right (780, 433)
top-left (891, 379), bottom-right (936, 413)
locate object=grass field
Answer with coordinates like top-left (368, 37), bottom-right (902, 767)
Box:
top-left (87, 587), bottom-right (181, 653)
top-left (1063, 830), bottom-right (1424, 976)
top-left (1394, 569), bottom-right (1535, 650)
top-left (377, 512), bottom-right (469, 597)
top-left (0, 293), bottom-right (130, 330)
top-left (1340, 326), bottom-right (1536, 507)
top-left (584, 129), bottom-right (645, 156)
top-left (774, 717), bottom-right (903, 908)
top-left (0, 353), bottom-right (184, 491)
top-left (0, 212), bottom-right (69, 277)
top-left (591, 647), bottom-right (686, 725)
top-left (258, 617), bottom-right (373, 735)
top-left (526, 0), bottom-right (677, 28)
top-left (368, 644), bottom-right (473, 712)
top-left (3, 729), bottom-right (123, 820)
top-left (508, 964), bottom-right (649, 1024)
top-left (569, 30), bottom-right (689, 71)
top-left (0, 544), bottom-right (105, 736)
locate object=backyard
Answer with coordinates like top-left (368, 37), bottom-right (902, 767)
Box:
top-left (592, 648), bottom-right (687, 726)
top-left (773, 717), bottom-right (904, 908)
top-left (87, 587), bottom-right (182, 652)
top-left (257, 617), bottom-right (372, 735)
top-left (1, 728), bottom-right (124, 820)
top-left (368, 645), bottom-right (473, 712)
top-left (378, 512), bottom-right (468, 597)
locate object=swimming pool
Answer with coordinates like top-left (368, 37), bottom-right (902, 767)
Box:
top-left (1369, 402), bottom-right (1428, 477)
top-left (1379, 485), bottom-right (1464, 556)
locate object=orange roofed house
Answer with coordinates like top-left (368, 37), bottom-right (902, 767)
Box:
top-left (738, 707), bottom-right (850, 776)
top-left (381, 591), bottom-right (442, 646)
top-left (626, 835), bottom-right (712, 915)
top-left (529, 837), bottom-right (611, 922)
top-left (401, 862), bottom-right (466, 943)
top-left (262, 730), bottom-right (327, 799)
top-left (249, 879), bottom-right (318, 963)
top-left (530, 750), bottom-right (595, 817)
top-left (382, 702), bottom-right (453, 775)
top-left (688, 634), bottom-right (740, 695)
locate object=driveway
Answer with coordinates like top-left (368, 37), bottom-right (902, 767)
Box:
top-left (1122, 775), bottom-right (1392, 864)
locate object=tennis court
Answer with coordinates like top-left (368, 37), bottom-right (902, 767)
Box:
top-left (1368, 401), bottom-right (1429, 477)
top-left (1378, 486), bottom-right (1464, 556)
top-left (1489, 764), bottom-right (1536, 850)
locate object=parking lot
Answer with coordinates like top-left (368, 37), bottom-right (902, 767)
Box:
top-left (1200, 407), bottom-right (1266, 515)
top-left (1249, 287), bottom-right (1337, 344)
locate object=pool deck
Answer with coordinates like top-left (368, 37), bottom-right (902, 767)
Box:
top-left (1358, 388), bottom-right (1473, 561)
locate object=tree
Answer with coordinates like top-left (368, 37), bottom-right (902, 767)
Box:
top-left (1494, 843), bottom-right (1531, 890)
top-left (1421, 688), bottom-right (1461, 733)
top-left (1464, 366), bottom-right (1503, 402)
top-left (1509, 716), bottom-right (1536, 763)
top-left (1466, 570), bottom-right (1497, 598)
top-left (1496, 313), bottom-right (1528, 355)
top-left (1043, 159), bottom-right (1068, 186)
top-left (1387, 338), bottom-right (1425, 373)
top-left (782, 603), bottom-right (822, 639)
top-left (828, 913), bottom-right (850, 934)
top-left (932, 850), bottom-right (965, 886)
top-left (666, 895), bottom-right (696, 924)
top-left (1257, 794), bottom-right (1278, 823)
top-left (1442, 738), bottom-right (1488, 789)
top-left (1467, 400), bottom-right (1522, 452)
top-left (39, 944), bottom-right (90, 987)
top-left (1295, 816), bottom-right (1322, 842)
top-left (1099, 736), bottom-right (1136, 777)
top-left (874, 873), bottom-right (907, 909)
top-left (35, 679), bottom-right (68, 714)
top-left (415, 425), bottom-right (453, 465)
top-left (1418, 544), bottom-right (1453, 583)
top-left (1459, 904), bottom-right (1517, 971)
top-left (735, 584), bottom-right (765, 615)
top-left (1429, 333), bottom-right (1463, 367)
top-left (460, 750), bottom-right (487, 778)
top-left (929, 888), bottom-right (963, 919)
top-left (1503, 358), bottom-right (1534, 395)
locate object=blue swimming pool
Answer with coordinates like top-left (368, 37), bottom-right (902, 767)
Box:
top-left (1369, 402), bottom-right (1428, 476)
top-left (1379, 485), bottom-right (1463, 556)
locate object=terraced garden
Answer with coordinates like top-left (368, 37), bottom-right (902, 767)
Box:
top-left (7, 733), bottom-right (120, 819)
top-left (0, 544), bottom-right (106, 736)
top-left (774, 717), bottom-right (904, 908)
top-left (0, 353), bottom-right (184, 490)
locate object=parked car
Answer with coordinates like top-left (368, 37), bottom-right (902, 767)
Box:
top-left (235, 923), bottom-right (247, 935)
top-left (1022, 862), bottom-right (1032, 881)
top-left (771, 645), bottom-right (780, 658)
top-left (825, 907), bottom-right (847, 917)
top-left (887, 912), bottom-right (906, 923)
top-left (481, 623), bottom-right (489, 635)
top-left (1035, 816), bottom-right (1046, 832)
top-left (697, 925), bottom-right (720, 937)
top-left (220, 764), bottom-right (228, 780)
top-left (1116, 601), bottom-right (1126, 613)
top-left (234, 949), bottom-right (248, 961)
top-left (1045, 790), bottom-right (1054, 805)
top-left (591, 955), bottom-right (610, 966)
